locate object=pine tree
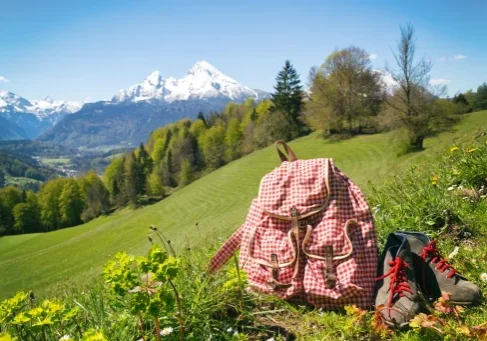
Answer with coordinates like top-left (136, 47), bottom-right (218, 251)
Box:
top-left (137, 142), bottom-right (153, 177)
top-left (112, 179), bottom-right (123, 206)
top-left (197, 112), bottom-right (207, 127)
top-left (0, 170), bottom-right (5, 188)
top-left (123, 153), bottom-right (139, 201)
top-left (271, 60), bottom-right (305, 129)
top-left (250, 108), bottom-right (258, 122)
top-left (453, 93), bottom-right (469, 106)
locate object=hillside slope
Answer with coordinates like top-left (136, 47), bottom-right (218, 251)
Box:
top-left (0, 111), bottom-right (486, 298)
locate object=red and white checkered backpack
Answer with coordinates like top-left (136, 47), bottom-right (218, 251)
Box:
top-left (209, 141), bottom-right (378, 309)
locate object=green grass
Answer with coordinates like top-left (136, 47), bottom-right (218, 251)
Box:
top-left (0, 111), bottom-right (486, 300)
top-left (5, 174), bottom-right (42, 186)
top-left (39, 157), bottom-right (71, 166)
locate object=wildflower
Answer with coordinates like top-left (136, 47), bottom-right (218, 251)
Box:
top-left (266, 338), bottom-right (276, 341)
top-left (59, 336), bottom-right (71, 341)
top-left (481, 273), bottom-right (487, 282)
top-left (468, 148), bottom-right (477, 153)
top-left (448, 246), bottom-right (459, 259)
top-left (227, 327), bottom-right (233, 333)
top-left (450, 146), bottom-right (459, 152)
top-left (431, 175), bottom-right (439, 185)
top-left (160, 327), bottom-right (174, 336)
top-left (447, 185), bottom-right (456, 191)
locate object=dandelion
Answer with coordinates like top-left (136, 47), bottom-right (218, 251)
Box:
top-left (468, 148), bottom-right (477, 153)
top-left (59, 336), bottom-right (71, 341)
top-left (448, 246), bottom-right (459, 259)
top-left (481, 273), bottom-right (487, 282)
top-left (450, 146), bottom-right (459, 152)
top-left (160, 327), bottom-right (174, 336)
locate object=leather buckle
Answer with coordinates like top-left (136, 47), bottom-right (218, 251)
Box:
top-left (324, 245), bottom-right (336, 289)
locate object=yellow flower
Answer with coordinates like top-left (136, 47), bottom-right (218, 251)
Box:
top-left (467, 148), bottom-right (477, 153)
top-left (450, 146), bottom-right (459, 152)
top-left (431, 175), bottom-right (438, 185)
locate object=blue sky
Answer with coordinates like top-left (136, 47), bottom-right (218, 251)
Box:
top-left (1, 0), bottom-right (485, 101)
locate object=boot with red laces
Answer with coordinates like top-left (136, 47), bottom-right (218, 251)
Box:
top-left (376, 234), bottom-right (423, 329)
top-left (396, 231), bottom-right (482, 306)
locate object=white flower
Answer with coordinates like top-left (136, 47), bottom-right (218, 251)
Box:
top-left (227, 327), bottom-right (233, 333)
top-left (266, 338), bottom-right (276, 341)
top-left (59, 336), bottom-right (71, 341)
top-left (481, 273), bottom-right (487, 282)
top-left (160, 327), bottom-right (174, 336)
top-left (448, 246), bottom-right (460, 259)
top-left (447, 185), bottom-right (456, 191)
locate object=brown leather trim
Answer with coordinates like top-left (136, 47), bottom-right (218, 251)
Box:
top-left (275, 140), bottom-right (298, 162)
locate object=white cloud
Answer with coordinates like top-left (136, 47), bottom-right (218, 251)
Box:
top-left (429, 78), bottom-right (451, 86)
top-left (369, 53), bottom-right (378, 60)
top-left (439, 57), bottom-right (447, 62)
top-left (0, 76), bottom-right (9, 83)
top-left (453, 54), bottom-right (467, 60)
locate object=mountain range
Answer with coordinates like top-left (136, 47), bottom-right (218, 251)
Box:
top-left (35, 61), bottom-right (269, 149)
top-left (0, 91), bottom-right (82, 140)
top-left (1, 61), bottom-right (397, 150)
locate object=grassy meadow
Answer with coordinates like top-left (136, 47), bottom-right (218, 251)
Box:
top-left (1, 111), bottom-right (486, 299)
top-left (1, 111), bottom-right (487, 340)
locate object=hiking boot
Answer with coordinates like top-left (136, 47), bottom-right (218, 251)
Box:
top-left (376, 233), bottom-right (423, 329)
top-left (396, 231), bottom-right (482, 306)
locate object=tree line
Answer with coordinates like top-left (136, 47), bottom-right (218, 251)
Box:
top-left (0, 171), bottom-right (109, 235)
top-left (103, 60), bottom-right (306, 203)
top-left (1, 23), bottom-right (486, 236)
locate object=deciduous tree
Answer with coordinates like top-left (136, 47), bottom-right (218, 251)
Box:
top-left (381, 23), bottom-right (455, 151)
top-left (305, 46), bottom-right (382, 134)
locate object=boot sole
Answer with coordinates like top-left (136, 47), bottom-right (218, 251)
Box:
top-left (384, 320), bottom-right (410, 330)
top-left (450, 300), bottom-right (481, 307)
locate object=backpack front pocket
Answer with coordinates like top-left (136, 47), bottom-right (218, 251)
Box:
top-left (243, 225), bottom-right (297, 294)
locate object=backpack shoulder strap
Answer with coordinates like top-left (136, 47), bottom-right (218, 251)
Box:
top-left (208, 224), bottom-right (246, 273)
top-left (275, 140), bottom-right (298, 162)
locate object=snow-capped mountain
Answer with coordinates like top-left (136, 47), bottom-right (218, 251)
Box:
top-left (0, 90), bottom-right (82, 139)
top-left (39, 61), bottom-right (270, 149)
top-left (112, 60), bottom-right (268, 104)
top-left (30, 96), bottom-right (82, 120)
top-left (374, 70), bottom-right (399, 95)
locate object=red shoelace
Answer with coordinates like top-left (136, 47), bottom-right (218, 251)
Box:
top-left (420, 240), bottom-right (457, 278)
top-left (377, 256), bottom-right (413, 307)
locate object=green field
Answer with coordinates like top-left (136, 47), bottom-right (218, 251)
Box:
top-left (1, 111), bottom-right (486, 299)
top-left (39, 157), bottom-right (72, 166)
top-left (5, 174), bottom-right (42, 187)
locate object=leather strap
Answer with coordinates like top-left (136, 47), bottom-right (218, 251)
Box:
top-left (275, 140), bottom-right (298, 162)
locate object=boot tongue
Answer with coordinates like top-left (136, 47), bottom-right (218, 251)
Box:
top-left (396, 243), bottom-right (414, 268)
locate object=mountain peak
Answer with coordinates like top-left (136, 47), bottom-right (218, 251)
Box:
top-left (144, 71), bottom-right (162, 86)
top-left (112, 61), bottom-right (269, 104)
top-left (187, 60), bottom-right (221, 76)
